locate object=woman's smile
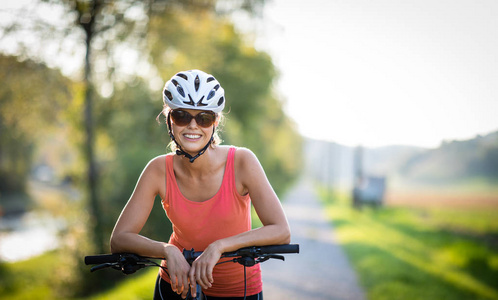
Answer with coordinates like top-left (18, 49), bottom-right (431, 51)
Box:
top-left (183, 133), bottom-right (202, 141)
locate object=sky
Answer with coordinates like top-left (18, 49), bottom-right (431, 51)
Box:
top-left (247, 0), bottom-right (498, 148)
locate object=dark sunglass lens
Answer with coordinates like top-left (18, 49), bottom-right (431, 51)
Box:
top-left (171, 110), bottom-right (191, 126)
top-left (196, 112), bottom-right (216, 127)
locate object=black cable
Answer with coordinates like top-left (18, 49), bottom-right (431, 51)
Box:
top-left (243, 266), bottom-right (247, 300)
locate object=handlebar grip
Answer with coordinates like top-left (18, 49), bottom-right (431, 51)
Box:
top-left (85, 254), bottom-right (121, 265)
top-left (257, 244), bottom-right (300, 254)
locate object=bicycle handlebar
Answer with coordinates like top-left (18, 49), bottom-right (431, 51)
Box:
top-left (85, 244), bottom-right (299, 300)
top-left (85, 244), bottom-right (299, 268)
top-left (85, 253), bottom-right (121, 265)
top-left (245, 244), bottom-right (300, 254)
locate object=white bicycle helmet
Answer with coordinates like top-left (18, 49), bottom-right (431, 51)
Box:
top-left (163, 69), bottom-right (225, 113)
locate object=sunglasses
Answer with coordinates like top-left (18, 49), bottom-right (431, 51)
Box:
top-left (169, 110), bottom-right (217, 128)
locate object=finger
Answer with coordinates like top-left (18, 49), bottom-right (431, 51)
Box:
top-left (199, 264), bottom-right (212, 289)
top-left (181, 285), bottom-right (189, 299)
top-left (188, 271), bottom-right (198, 295)
top-left (190, 281), bottom-right (197, 298)
top-left (195, 264), bottom-right (207, 289)
top-left (203, 264), bottom-right (213, 288)
top-left (177, 275), bottom-right (186, 295)
top-left (207, 266), bottom-right (214, 285)
top-left (170, 275), bottom-right (177, 293)
top-left (189, 266), bottom-right (196, 285)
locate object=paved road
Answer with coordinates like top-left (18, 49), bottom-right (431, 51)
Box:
top-left (262, 180), bottom-right (367, 300)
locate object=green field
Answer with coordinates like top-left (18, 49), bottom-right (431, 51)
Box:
top-left (318, 187), bottom-right (498, 300)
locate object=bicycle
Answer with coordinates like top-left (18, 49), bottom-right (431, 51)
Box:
top-left (85, 243), bottom-right (299, 300)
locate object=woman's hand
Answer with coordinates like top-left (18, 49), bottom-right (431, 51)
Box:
top-left (164, 245), bottom-right (192, 299)
top-left (189, 242), bottom-right (223, 290)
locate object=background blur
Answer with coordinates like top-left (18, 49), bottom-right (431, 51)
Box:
top-left (1, 0), bottom-right (497, 299)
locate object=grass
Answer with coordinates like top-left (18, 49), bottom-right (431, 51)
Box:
top-left (0, 251), bottom-right (57, 299)
top-left (0, 250), bottom-right (159, 300)
top-left (318, 187), bottom-right (498, 300)
top-left (86, 268), bottom-right (158, 300)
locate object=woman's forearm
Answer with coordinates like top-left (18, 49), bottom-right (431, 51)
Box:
top-left (110, 231), bottom-right (171, 258)
top-left (215, 223), bottom-right (291, 254)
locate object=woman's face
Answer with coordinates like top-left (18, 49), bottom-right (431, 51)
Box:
top-left (170, 109), bottom-right (217, 154)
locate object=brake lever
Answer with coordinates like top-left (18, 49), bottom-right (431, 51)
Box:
top-left (90, 263), bottom-right (117, 272)
top-left (256, 254), bottom-right (285, 264)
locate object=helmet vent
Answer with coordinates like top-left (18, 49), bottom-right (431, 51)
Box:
top-left (207, 90), bottom-right (216, 100)
top-left (217, 97), bottom-right (224, 106)
top-left (213, 84), bottom-right (220, 91)
top-left (177, 73), bottom-right (188, 80)
top-left (177, 85), bottom-right (185, 97)
top-left (164, 89), bottom-right (173, 101)
top-left (172, 79), bottom-right (179, 87)
top-left (207, 77), bottom-right (215, 83)
top-left (195, 75), bottom-right (200, 91)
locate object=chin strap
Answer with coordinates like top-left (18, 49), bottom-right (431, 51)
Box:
top-left (167, 113), bottom-right (215, 163)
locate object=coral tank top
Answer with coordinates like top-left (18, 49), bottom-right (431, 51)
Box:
top-left (159, 147), bottom-right (262, 297)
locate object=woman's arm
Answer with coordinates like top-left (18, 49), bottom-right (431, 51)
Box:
top-left (190, 147), bottom-right (291, 289)
top-left (218, 147), bottom-right (291, 251)
top-left (110, 155), bottom-right (192, 297)
top-left (110, 155), bottom-right (167, 257)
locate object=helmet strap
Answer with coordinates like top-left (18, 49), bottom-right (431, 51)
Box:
top-left (167, 113), bottom-right (215, 163)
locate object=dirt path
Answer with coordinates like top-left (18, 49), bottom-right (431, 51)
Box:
top-left (261, 180), bottom-right (367, 300)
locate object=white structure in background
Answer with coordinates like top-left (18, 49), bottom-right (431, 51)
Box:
top-left (353, 146), bottom-right (386, 208)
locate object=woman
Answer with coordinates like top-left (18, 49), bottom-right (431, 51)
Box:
top-left (110, 69), bottom-right (291, 299)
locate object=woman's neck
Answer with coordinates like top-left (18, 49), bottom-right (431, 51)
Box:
top-left (176, 145), bottom-right (219, 174)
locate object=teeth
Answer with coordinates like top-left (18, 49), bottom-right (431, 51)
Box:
top-left (184, 134), bottom-right (201, 139)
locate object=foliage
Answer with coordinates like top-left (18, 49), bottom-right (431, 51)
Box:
top-left (0, 55), bottom-right (72, 195)
top-left (318, 186), bottom-right (498, 300)
top-left (398, 131), bottom-right (498, 185)
top-left (97, 79), bottom-right (172, 245)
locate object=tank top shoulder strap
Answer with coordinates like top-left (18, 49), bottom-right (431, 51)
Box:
top-left (163, 154), bottom-right (176, 205)
top-left (224, 147), bottom-right (248, 200)
top-left (225, 147), bottom-right (236, 187)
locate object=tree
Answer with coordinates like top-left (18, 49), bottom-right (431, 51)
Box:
top-left (0, 54), bottom-right (71, 196)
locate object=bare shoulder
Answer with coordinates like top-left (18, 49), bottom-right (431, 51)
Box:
top-left (145, 154), bottom-right (168, 176)
top-left (234, 147), bottom-right (260, 168)
top-left (233, 147), bottom-right (265, 184)
top-left (149, 154), bottom-right (167, 168)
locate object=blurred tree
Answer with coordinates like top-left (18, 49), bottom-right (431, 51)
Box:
top-left (0, 55), bottom-right (71, 196)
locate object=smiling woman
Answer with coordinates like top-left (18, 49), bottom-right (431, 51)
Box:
top-left (161, 70), bottom-right (226, 164)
